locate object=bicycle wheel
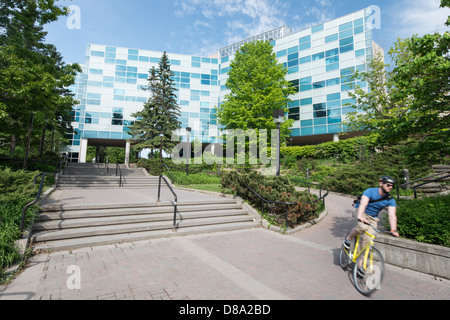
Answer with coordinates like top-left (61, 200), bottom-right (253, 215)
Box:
top-left (339, 237), bottom-right (356, 269)
top-left (353, 247), bottom-right (385, 296)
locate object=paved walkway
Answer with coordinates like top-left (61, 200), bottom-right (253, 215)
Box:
top-left (1, 187), bottom-right (449, 300)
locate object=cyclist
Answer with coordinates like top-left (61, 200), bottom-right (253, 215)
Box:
top-left (343, 176), bottom-right (400, 275)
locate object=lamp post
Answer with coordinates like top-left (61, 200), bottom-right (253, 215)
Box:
top-left (273, 109), bottom-right (284, 177)
top-left (186, 127), bottom-right (191, 175)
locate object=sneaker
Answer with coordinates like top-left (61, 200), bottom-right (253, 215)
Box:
top-left (357, 267), bottom-right (365, 278)
top-left (343, 238), bottom-right (351, 250)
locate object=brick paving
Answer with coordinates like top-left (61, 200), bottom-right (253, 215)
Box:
top-left (1, 187), bottom-right (449, 301)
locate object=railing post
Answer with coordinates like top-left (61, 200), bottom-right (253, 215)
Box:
top-left (157, 175), bottom-right (162, 203)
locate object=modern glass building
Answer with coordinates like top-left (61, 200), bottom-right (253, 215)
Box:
top-left (65, 7), bottom-right (381, 163)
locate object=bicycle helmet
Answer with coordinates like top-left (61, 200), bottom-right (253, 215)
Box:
top-left (379, 175), bottom-right (395, 184)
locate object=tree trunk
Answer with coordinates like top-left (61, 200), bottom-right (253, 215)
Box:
top-left (38, 126), bottom-right (46, 157)
top-left (10, 134), bottom-right (16, 154)
top-left (23, 113), bottom-right (34, 169)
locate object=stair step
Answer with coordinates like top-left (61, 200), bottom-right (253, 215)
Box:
top-left (32, 222), bottom-right (260, 252)
top-left (33, 209), bottom-right (249, 231)
top-left (40, 199), bottom-right (237, 213)
top-left (38, 203), bottom-right (243, 221)
top-left (32, 215), bottom-right (254, 242)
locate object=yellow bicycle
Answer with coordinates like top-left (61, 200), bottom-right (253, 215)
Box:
top-left (339, 220), bottom-right (386, 296)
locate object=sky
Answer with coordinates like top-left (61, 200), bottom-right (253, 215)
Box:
top-left (44, 0), bottom-right (450, 65)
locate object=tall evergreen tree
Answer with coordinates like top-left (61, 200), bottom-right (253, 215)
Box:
top-left (128, 52), bottom-right (181, 159)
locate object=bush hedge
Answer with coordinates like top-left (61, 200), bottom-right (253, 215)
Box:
top-left (396, 195), bottom-right (450, 247)
top-left (221, 171), bottom-right (323, 228)
top-left (0, 168), bottom-right (40, 271)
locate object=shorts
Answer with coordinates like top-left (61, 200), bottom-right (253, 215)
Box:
top-left (354, 212), bottom-right (379, 249)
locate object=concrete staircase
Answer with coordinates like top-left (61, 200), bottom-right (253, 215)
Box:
top-left (58, 163), bottom-right (158, 188)
top-left (32, 199), bottom-right (259, 252)
top-left (413, 164), bottom-right (450, 197)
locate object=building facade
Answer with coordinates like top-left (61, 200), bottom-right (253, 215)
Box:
top-left (65, 7), bottom-right (379, 163)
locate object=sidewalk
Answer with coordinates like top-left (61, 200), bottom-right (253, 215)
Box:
top-left (1, 187), bottom-right (449, 300)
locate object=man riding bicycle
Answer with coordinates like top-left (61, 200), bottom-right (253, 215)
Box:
top-left (343, 175), bottom-right (400, 256)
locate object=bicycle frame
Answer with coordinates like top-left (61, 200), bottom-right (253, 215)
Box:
top-left (347, 230), bottom-right (376, 268)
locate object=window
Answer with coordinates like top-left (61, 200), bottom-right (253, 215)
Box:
top-left (325, 34), bottom-right (338, 43)
top-left (312, 52), bottom-right (324, 60)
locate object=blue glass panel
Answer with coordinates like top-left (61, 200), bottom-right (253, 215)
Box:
top-left (328, 124), bottom-right (341, 133)
top-left (312, 24), bottom-right (324, 33)
top-left (291, 128), bottom-right (300, 136)
top-left (288, 52), bottom-right (299, 61)
top-left (192, 56), bottom-right (201, 62)
top-left (326, 63), bottom-right (339, 72)
top-left (128, 49), bottom-right (139, 55)
top-left (339, 21), bottom-right (353, 32)
top-left (300, 56), bottom-right (311, 64)
top-left (301, 127), bottom-right (313, 136)
top-left (326, 78), bottom-right (340, 86)
top-left (327, 100), bottom-right (341, 108)
top-left (312, 52), bottom-right (324, 60)
top-left (192, 62), bottom-right (201, 68)
top-left (300, 84), bottom-right (312, 91)
top-left (327, 92), bottom-right (341, 101)
top-left (299, 42), bottom-right (311, 51)
top-left (325, 34), bottom-right (338, 43)
top-left (339, 29), bottom-right (353, 39)
top-left (105, 58), bottom-right (115, 64)
top-left (127, 66), bottom-right (138, 72)
top-left (354, 25), bottom-right (364, 34)
top-left (116, 59), bottom-right (127, 65)
top-left (139, 56), bottom-right (149, 62)
top-left (354, 18), bottom-right (364, 27)
top-left (355, 49), bottom-right (365, 57)
top-left (91, 51), bottom-right (104, 57)
top-left (288, 59), bottom-right (298, 67)
top-left (300, 76), bottom-right (312, 84)
top-left (128, 55), bottom-right (138, 61)
top-left (313, 81), bottom-right (325, 89)
top-left (288, 46), bottom-right (298, 54)
top-left (314, 125), bottom-right (327, 134)
top-left (84, 131), bottom-right (98, 138)
top-left (277, 49), bottom-right (287, 57)
top-left (301, 119), bottom-right (313, 127)
top-left (300, 97), bottom-right (312, 105)
top-left (340, 67), bottom-right (355, 76)
top-left (105, 46), bottom-right (116, 52)
top-left (339, 36), bottom-right (353, 46)
top-left (89, 69), bottom-right (103, 75)
top-left (326, 48), bottom-right (339, 57)
top-left (288, 66), bottom-right (299, 74)
top-left (299, 35), bottom-right (311, 44)
top-left (326, 56), bottom-right (339, 64)
top-left (340, 44), bottom-right (354, 53)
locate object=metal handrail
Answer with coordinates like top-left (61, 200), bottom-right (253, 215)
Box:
top-left (20, 172), bottom-right (49, 232)
top-left (289, 178), bottom-right (329, 206)
top-left (412, 174), bottom-right (450, 199)
top-left (115, 163), bottom-right (123, 187)
top-left (232, 171), bottom-right (328, 229)
top-left (157, 175), bottom-right (178, 231)
top-left (396, 169), bottom-right (450, 200)
top-left (162, 163), bottom-right (174, 184)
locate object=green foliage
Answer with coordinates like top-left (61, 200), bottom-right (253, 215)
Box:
top-left (221, 171), bottom-right (322, 228)
top-left (396, 195), bottom-right (450, 247)
top-left (0, 168), bottom-right (40, 270)
top-left (172, 171), bottom-right (221, 185)
top-left (281, 135), bottom-right (379, 162)
top-left (217, 41), bottom-right (295, 143)
top-left (128, 52), bottom-right (181, 155)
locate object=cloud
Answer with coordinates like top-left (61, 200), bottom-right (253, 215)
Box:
top-left (392, 0), bottom-right (450, 37)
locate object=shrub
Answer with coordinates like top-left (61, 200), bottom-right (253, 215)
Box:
top-left (172, 171), bottom-right (221, 185)
top-left (221, 171), bottom-right (323, 228)
top-left (396, 195), bottom-right (450, 247)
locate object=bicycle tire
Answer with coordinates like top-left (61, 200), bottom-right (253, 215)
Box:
top-left (339, 237), bottom-right (356, 269)
top-left (353, 247), bottom-right (385, 296)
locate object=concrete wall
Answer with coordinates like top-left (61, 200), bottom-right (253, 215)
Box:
top-left (375, 235), bottom-right (450, 279)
